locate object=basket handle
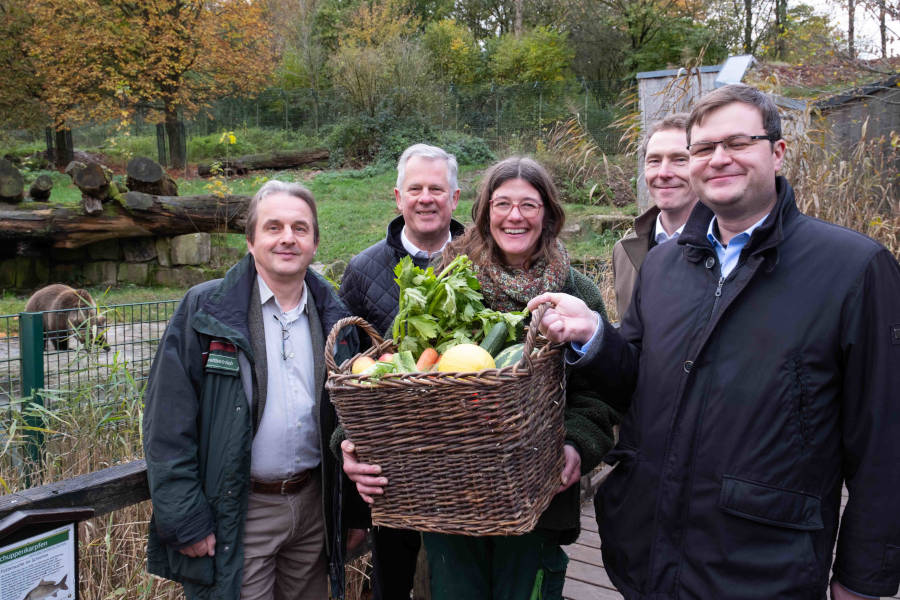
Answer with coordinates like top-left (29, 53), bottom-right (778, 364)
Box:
top-left (324, 316), bottom-right (385, 373)
top-left (518, 302), bottom-right (551, 372)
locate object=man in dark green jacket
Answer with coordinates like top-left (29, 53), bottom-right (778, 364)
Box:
top-left (143, 181), bottom-right (356, 599)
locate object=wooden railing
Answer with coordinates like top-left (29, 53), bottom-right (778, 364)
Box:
top-left (0, 460), bottom-right (148, 520)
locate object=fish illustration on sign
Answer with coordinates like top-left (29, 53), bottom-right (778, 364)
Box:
top-left (22, 574), bottom-right (68, 600)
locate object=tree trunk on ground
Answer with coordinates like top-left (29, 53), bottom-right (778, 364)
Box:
top-left (0, 191), bottom-right (251, 248)
top-left (28, 175), bottom-right (53, 201)
top-left (197, 148), bottom-right (330, 177)
top-left (126, 156), bottom-right (178, 195)
top-left (0, 159), bottom-right (24, 203)
top-left (72, 162), bottom-right (118, 215)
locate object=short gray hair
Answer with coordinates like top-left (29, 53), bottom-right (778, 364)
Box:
top-left (246, 180), bottom-right (319, 243)
top-left (396, 144), bottom-right (459, 194)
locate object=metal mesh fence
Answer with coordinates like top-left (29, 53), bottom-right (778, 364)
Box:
top-left (0, 300), bottom-right (179, 409)
top-left (34, 80), bottom-right (626, 160)
top-left (0, 315), bottom-right (19, 409)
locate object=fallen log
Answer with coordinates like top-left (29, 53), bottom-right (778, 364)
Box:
top-left (126, 156), bottom-right (178, 196)
top-left (28, 174), bottom-right (53, 201)
top-left (197, 148), bottom-right (329, 177)
top-left (0, 159), bottom-right (24, 203)
top-left (0, 191), bottom-right (251, 248)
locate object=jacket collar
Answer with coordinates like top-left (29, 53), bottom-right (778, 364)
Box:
top-left (192, 253), bottom-right (354, 357)
top-left (386, 215), bottom-right (466, 257)
top-left (633, 204), bottom-right (661, 237)
top-left (679, 176), bottom-right (797, 264)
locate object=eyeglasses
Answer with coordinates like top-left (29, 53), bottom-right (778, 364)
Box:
top-left (274, 315), bottom-right (293, 360)
top-left (490, 199), bottom-right (543, 217)
top-left (687, 134), bottom-right (773, 158)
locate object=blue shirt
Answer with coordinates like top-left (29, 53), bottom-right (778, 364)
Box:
top-left (706, 214), bottom-right (768, 279)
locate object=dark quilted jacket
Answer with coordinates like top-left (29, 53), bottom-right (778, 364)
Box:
top-left (339, 215), bottom-right (466, 337)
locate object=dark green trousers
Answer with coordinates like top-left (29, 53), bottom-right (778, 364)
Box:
top-left (423, 529), bottom-right (568, 600)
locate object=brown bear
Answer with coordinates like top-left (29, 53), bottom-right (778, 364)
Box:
top-left (24, 284), bottom-right (109, 351)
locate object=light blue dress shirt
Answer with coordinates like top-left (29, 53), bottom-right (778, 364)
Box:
top-left (251, 276), bottom-right (319, 479)
top-left (706, 214), bottom-right (767, 279)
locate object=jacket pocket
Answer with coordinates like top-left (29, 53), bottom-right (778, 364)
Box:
top-left (719, 475), bottom-right (823, 530)
top-left (718, 476), bottom-right (827, 594)
top-left (166, 545), bottom-right (215, 585)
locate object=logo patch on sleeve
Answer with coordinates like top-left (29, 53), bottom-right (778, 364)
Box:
top-left (892, 324), bottom-right (900, 345)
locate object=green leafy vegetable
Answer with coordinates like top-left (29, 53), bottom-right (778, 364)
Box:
top-left (391, 255), bottom-right (527, 356)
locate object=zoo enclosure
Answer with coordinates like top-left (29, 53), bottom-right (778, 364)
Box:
top-left (0, 299), bottom-right (179, 410)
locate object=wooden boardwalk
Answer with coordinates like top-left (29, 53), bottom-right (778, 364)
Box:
top-left (562, 490), bottom-right (900, 600)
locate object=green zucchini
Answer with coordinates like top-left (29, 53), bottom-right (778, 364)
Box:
top-left (480, 321), bottom-right (509, 357)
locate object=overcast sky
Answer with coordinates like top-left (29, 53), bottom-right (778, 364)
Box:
top-left (802, 0), bottom-right (899, 57)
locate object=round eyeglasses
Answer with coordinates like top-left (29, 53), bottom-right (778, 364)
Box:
top-left (490, 199), bottom-right (543, 217)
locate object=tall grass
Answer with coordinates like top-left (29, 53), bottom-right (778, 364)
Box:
top-left (0, 346), bottom-right (182, 599)
top-left (0, 343), bottom-right (373, 599)
top-left (785, 115), bottom-right (899, 258)
top-left (539, 116), bottom-right (635, 207)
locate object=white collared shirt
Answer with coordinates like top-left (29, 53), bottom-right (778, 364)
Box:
top-left (250, 276), bottom-right (319, 479)
top-left (400, 226), bottom-right (452, 259)
top-left (654, 212), bottom-right (686, 245)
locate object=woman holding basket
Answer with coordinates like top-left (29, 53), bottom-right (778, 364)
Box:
top-left (342, 156), bottom-right (624, 599)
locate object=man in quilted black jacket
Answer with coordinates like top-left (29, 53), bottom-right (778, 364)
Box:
top-left (338, 143), bottom-right (465, 600)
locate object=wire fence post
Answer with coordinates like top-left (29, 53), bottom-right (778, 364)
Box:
top-left (19, 312), bottom-right (45, 486)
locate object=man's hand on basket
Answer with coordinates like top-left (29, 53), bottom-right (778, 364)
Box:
top-left (526, 293), bottom-right (598, 346)
top-left (557, 444), bottom-right (582, 494)
top-left (341, 440), bottom-right (387, 504)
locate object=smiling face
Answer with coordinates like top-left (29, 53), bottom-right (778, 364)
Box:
top-left (489, 178), bottom-right (544, 268)
top-left (395, 155), bottom-right (460, 252)
top-left (246, 192), bottom-right (318, 287)
top-left (645, 128), bottom-right (697, 218)
top-left (689, 102), bottom-right (786, 224)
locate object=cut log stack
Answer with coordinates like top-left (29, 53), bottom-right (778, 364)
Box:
top-left (0, 158), bottom-right (24, 203)
top-left (71, 162), bottom-right (119, 215)
top-left (126, 156), bottom-right (178, 196)
top-left (28, 174), bottom-right (53, 201)
top-left (197, 148), bottom-right (329, 177)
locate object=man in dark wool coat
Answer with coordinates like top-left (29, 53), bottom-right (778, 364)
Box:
top-left (529, 84), bottom-right (900, 600)
top-left (337, 143), bottom-right (464, 600)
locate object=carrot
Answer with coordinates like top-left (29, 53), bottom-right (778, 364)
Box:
top-left (416, 347), bottom-right (439, 371)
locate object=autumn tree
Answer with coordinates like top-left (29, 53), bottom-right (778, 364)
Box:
top-left (0, 0), bottom-right (44, 130)
top-left (329, 0), bottom-right (433, 118)
top-left (423, 19), bottom-right (483, 85)
top-left (489, 27), bottom-right (573, 84)
top-left (23, 0), bottom-right (275, 169)
top-left (277, 0), bottom-right (332, 132)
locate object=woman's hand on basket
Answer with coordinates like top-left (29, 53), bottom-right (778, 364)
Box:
top-left (341, 440), bottom-right (387, 504)
top-left (557, 444), bottom-right (582, 494)
top-left (526, 293), bottom-right (599, 346)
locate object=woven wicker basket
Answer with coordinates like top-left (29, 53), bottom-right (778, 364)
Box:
top-left (324, 304), bottom-right (566, 536)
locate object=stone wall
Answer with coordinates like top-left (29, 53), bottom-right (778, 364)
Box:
top-left (1, 233), bottom-right (243, 292)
